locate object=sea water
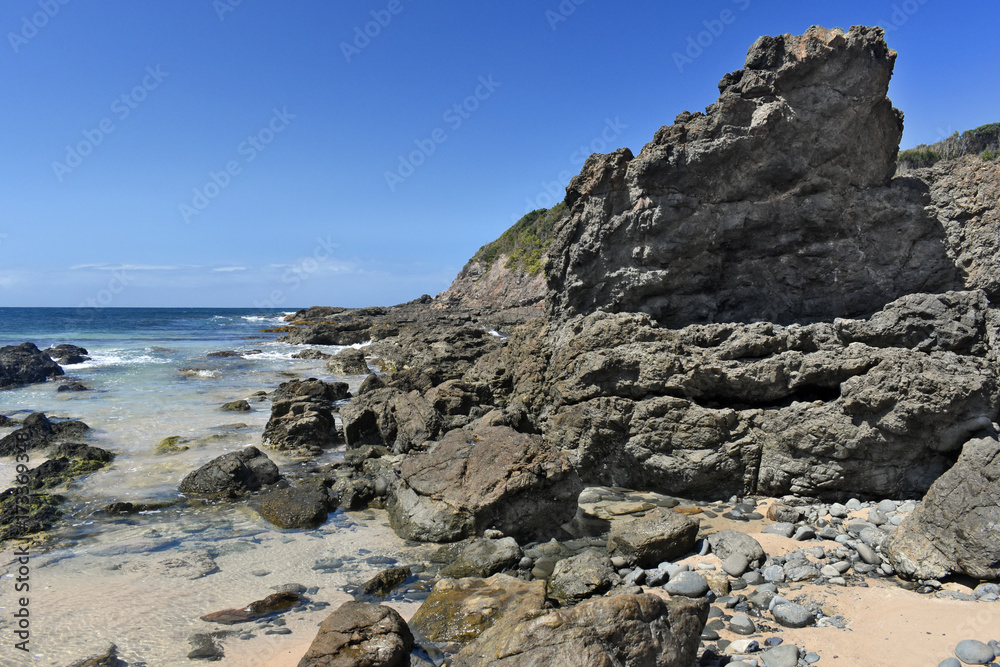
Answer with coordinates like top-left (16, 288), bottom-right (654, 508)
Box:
top-left (0, 308), bottom-right (422, 666)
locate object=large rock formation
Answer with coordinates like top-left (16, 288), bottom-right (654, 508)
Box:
top-left (0, 342), bottom-right (64, 388)
top-left (388, 424), bottom-right (582, 542)
top-left (460, 290), bottom-right (998, 500)
top-left (261, 378), bottom-right (348, 457)
top-left (887, 435), bottom-right (1000, 580)
top-left (546, 26), bottom-right (961, 327)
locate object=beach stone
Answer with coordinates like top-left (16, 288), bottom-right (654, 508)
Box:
top-left (441, 537), bottom-right (523, 578)
top-left (771, 603), bottom-right (815, 628)
top-left (784, 564), bottom-right (818, 582)
top-left (937, 659), bottom-right (961, 667)
top-left (707, 530), bottom-right (766, 568)
top-left (829, 503), bottom-right (849, 518)
top-left (178, 446), bottom-right (281, 499)
top-left (409, 574), bottom-right (546, 646)
top-left (762, 566), bottom-right (785, 584)
top-left (762, 523), bottom-right (795, 538)
top-left (761, 643), bottom-right (800, 667)
top-left (549, 549), bottom-right (617, 605)
top-left (820, 564), bottom-right (841, 578)
top-left (855, 542), bottom-right (881, 565)
top-left (722, 554), bottom-right (751, 577)
top-left (767, 504), bottom-right (803, 523)
top-left (846, 498), bottom-right (863, 510)
top-left (954, 639), bottom-right (996, 665)
top-left (221, 399), bottom-right (251, 412)
top-left (298, 601), bottom-right (413, 667)
top-left (742, 571), bottom-right (765, 585)
top-left (726, 638), bottom-right (760, 654)
top-left (793, 526), bottom-right (816, 541)
top-left (729, 614), bottom-right (757, 635)
top-left (450, 593), bottom-right (708, 667)
top-left (607, 506), bottom-right (699, 567)
top-left (664, 570), bottom-right (710, 597)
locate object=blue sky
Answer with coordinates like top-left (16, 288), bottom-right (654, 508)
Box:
top-left (1, 0), bottom-right (997, 308)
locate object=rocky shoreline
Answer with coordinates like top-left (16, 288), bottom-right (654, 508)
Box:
top-left (4, 23), bottom-right (1000, 667)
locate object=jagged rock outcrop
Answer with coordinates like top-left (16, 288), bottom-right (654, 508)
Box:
top-left (439, 256), bottom-right (547, 313)
top-left (0, 413), bottom-right (91, 456)
top-left (887, 435), bottom-right (1000, 580)
top-left (0, 342), bottom-right (64, 388)
top-left (261, 378), bottom-right (348, 456)
top-left (923, 155), bottom-right (1000, 299)
top-left (546, 26), bottom-right (961, 327)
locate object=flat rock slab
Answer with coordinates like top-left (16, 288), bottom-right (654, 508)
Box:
top-left (201, 591), bottom-right (300, 624)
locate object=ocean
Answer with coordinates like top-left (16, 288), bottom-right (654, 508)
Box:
top-left (0, 308), bottom-right (424, 666)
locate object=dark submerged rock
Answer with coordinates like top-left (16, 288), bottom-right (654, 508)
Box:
top-left (0, 342), bottom-right (64, 388)
top-left (178, 446), bottom-right (281, 499)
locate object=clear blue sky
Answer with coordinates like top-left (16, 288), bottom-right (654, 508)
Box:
top-left (1, 0), bottom-right (997, 308)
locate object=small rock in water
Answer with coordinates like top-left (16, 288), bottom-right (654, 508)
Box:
top-left (188, 633), bottom-right (227, 661)
top-left (362, 566), bottom-right (411, 597)
top-left (954, 639), bottom-right (996, 665)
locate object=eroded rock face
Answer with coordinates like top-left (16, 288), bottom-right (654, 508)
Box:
top-left (887, 436), bottom-right (1000, 580)
top-left (546, 26), bottom-right (960, 327)
top-left (451, 593), bottom-right (708, 667)
top-left (262, 379), bottom-right (348, 456)
top-left (0, 342), bottom-right (64, 388)
top-left (297, 601), bottom-right (413, 667)
top-left (388, 424), bottom-right (582, 542)
top-left (463, 290), bottom-right (999, 500)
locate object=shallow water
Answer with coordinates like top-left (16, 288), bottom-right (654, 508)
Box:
top-left (0, 308), bottom-right (406, 665)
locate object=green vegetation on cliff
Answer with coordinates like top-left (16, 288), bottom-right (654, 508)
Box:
top-left (898, 122), bottom-right (1000, 170)
top-left (472, 202), bottom-right (567, 276)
